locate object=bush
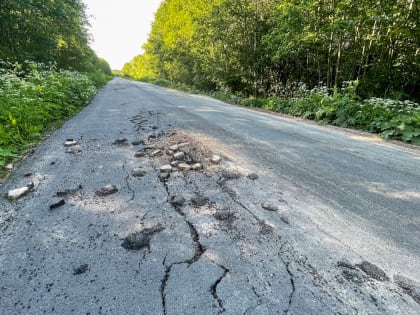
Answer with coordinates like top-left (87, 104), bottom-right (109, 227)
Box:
top-left (0, 61), bottom-right (98, 166)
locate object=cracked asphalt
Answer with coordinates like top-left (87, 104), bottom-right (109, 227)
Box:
top-left (1, 78), bottom-right (420, 314)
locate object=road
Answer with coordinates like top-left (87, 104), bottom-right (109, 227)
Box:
top-left (1, 77), bottom-right (419, 314)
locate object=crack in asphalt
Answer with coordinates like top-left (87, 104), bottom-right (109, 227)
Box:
top-left (277, 247), bottom-right (296, 315)
top-left (242, 286), bottom-right (264, 314)
top-left (210, 264), bottom-right (230, 314)
top-left (158, 174), bottom-right (209, 314)
top-left (217, 180), bottom-right (266, 229)
top-left (284, 261), bottom-right (296, 314)
top-left (122, 159), bottom-right (135, 207)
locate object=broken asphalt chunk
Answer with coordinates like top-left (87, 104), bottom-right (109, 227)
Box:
top-left (73, 264), bottom-right (89, 275)
top-left (168, 195), bottom-right (185, 206)
top-left (150, 149), bottom-right (162, 157)
top-left (121, 225), bottom-right (164, 251)
top-left (247, 173), bottom-right (259, 180)
top-left (56, 185), bottom-right (83, 197)
top-left (394, 274), bottom-right (420, 304)
top-left (95, 184), bottom-right (118, 197)
top-left (178, 163), bottom-right (191, 171)
top-left (356, 261), bottom-right (389, 281)
top-left (173, 152), bottom-right (184, 160)
top-left (211, 155), bottom-right (222, 164)
top-left (158, 173), bottom-right (170, 182)
top-left (169, 145), bottom-right (179, 151)
top-left (192, 163), bottom-right (202, 171)
top-left (131, 139), bottom-right (145, 145)
top-left (134, 151), bottom-right (145, 158)
top-left (49, 199), bottom-right (65, 210)
top-left (113, 138), bottom-right (128, 145)
top-left (191, 194), bottom-right (209, 207)
top-left (131, 168), bottom-right (147, 178)
top-left (261, 202), bottom-right (279, 211)
top-left (64, 139), bottom-right (78, 147)
top-left (160, 165), bottom-right (172, 173)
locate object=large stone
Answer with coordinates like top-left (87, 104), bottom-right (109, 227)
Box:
top-left (192, 163), bottom-right (202, 171)
top-left (5, 164), bottom-right (13, 170)
top-left (178, 163), bottom-right (191, 171)
top-left (7, 186), bottom-right (30, 200)
top-left (150, 150), bottom-right (162, 157)
top-left (170, 160), bottom-right (180, 167)
top-left (169, 145), bottom-right (179, 151)
top-left (160, 165), bottom-right (172, 173)
top-left (173, 152), bottom-right (185, 160)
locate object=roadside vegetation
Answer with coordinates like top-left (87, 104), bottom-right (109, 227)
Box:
top-left (0, 1), bottom-right (113, 176)
top-left (122, 0), bottom-right (419, 145)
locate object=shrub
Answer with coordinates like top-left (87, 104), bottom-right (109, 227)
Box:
top-left (0, 61), bottom-right (98, 166)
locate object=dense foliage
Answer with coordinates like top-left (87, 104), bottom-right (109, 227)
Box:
top-left (0, 1), bottom-right (112, 172)
top-left (122, 0), bottom-right (419, 144)
top-left (0, 62), bottom-right (97, 168)
top-left (0, 0), bottom-right (112, 83)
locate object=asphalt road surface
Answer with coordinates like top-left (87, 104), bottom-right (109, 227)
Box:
top-left (1, 78), bottom-right (419, 314)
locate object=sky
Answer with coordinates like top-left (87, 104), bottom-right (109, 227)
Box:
top-left (83, 0), bottom-right (163, 70)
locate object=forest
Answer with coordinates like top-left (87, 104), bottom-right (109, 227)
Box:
top-left (0, 0), bottom-right (112, 170)
top-left (123, 0), bottom-right (420, 144)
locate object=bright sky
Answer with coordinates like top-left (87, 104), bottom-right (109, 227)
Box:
top-left (84, 0), bottom-right (162, 70)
